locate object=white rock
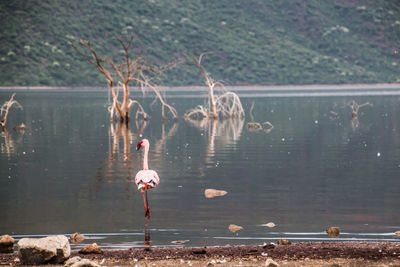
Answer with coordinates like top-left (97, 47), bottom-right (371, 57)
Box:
top-left (18, 235), bottom-right (70, 265)
top-left (260, 222), bottom-right (276, 228)
top-left (265, 257), bottom-right (280, 266)
top-left (65, 257), bottom-right (100, 267)
top-left (64, 256), bottom-right (82, 266)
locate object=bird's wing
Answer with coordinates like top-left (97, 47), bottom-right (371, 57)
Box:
top-left (135, 170), bottom-right (160, 186)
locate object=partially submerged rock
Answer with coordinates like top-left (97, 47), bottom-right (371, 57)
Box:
top-left (79, 243), bottom-right (103, 254)
top-left (65, 256), bottom-right (100, 267)
top-left (171, 240), bottom-right (189, 245)
top-left (70, 232), bottom-right (85, 243)
top-left (0, 235), bottom-right (14, 253)
top-left (246, 121), bottom-right (274, 133)
top-left (204, 189), bottom-right (227, 198)
top-left (326, 226), bottom-right (340, 237)
top-left (228, 224), bottom-right (243, 233)
top-left (260, 222), bottom-right (276, 228)
top-left (17, 235), bottom-right (70, 265)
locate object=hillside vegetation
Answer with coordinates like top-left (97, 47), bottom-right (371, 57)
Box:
top-left (1, 0), bottom-right (400, 86)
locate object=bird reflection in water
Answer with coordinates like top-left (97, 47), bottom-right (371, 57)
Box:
top-left (144, 218), bottom-right (151, 251)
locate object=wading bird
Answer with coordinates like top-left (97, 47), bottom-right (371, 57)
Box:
top-left (135, 139), bottom-right (160, 219)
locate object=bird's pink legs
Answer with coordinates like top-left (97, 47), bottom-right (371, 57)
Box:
top-left (145, 190), bottom-right (151, 218)
top-left (142, 186), bottom-right (151, 250)
top-left (141, 184), bottom-right (151, 219)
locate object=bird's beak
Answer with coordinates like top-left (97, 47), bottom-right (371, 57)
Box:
top-left (136, 141), bottom-right (142, 151)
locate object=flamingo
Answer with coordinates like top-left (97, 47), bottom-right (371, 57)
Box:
top-left (135, 139), bottom-right (160, 219)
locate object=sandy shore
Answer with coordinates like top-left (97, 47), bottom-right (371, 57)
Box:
top-left (2, 242), bottom-right (400, 266)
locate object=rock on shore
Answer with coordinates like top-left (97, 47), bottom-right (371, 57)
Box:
top-left (65, 256), bottom-right (100, 267)
top-left (0, 235), bottom-right (14, 253)
top-left (79, 243), bottom-right (103, 254)
top-left (17, 235), bottom-right (70, 265)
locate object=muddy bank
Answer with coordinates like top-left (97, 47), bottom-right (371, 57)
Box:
top-left (74, 241), bottom-right (400, 261)
top-left (1, 242), bottom-right (400, 266)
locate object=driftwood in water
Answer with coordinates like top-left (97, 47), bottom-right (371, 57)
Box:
top-left (349, 100), bottom-right (372, 130)
top-left (349, 100), bottom-right (372, 118)
top-left (246, 102), bottom-right (274, 133)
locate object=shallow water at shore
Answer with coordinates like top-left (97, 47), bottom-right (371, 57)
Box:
top-left (1, 86), bottom-right (400, 248)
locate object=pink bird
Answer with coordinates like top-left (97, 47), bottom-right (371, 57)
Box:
top-left (135, 139), bottom-right (160, 219)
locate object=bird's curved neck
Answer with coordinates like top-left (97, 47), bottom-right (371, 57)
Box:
top-left (143, 145), bottom-right (149, 170)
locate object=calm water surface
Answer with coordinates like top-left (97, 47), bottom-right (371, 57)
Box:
top-left (1, 86), bottom-right (400, 249)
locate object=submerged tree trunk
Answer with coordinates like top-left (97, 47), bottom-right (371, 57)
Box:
top-left (185, 53), bottom-right (244, 120)
top-left (0, 93), bottom-right (23, 132)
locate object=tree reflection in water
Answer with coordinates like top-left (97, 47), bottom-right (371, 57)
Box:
top-left (0, 129), bottom-right (15, 157)
top-left (0, 127), bottom-right (25, 158)
top-left (185, 118), bottom-right (244, 173)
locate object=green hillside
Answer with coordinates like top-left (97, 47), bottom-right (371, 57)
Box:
top-left (1, 0), bottom-right (400, 86)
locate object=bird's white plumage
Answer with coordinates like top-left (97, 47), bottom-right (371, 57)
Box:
top-left (135, 170), bottom-right (160, 190)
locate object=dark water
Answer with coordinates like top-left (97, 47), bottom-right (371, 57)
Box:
top-left (1, 87), bottom-right (400, 250)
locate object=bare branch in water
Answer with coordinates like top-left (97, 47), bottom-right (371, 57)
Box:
top-left (128, 99), bottom-right (149, 121)
top-left (185, 53), bottom-right (244, 120)
top-left (247, 121), bottom-right (274, 134)
top-left (349, 100), bottom-right (372, 118)
top-left (246, 102), bottom-right (274, 134)
top-left (70, 36), bottom-right (178, 123)
top-left (131, 72), bottom-right (178, 121)
top-left (0, 93), bottom-right (23, 131)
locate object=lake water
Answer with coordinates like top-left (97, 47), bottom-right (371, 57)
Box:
top-left (1, 85), bottom-right (400, 250)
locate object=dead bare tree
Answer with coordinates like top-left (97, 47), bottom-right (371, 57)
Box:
top-left (184, 53), bottom-right (244, 120)
top-left (1, 93), bottom-right (23, 132)
top-left (69, 36), bottom-right (178, 123)
top-left (348, 100), bottom-right (372, 131)
top-left (349, 100), bottom-right (372, 118)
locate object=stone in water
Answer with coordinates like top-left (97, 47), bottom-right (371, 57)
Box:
top-left (326, 226), bottom-right (340, 237)
top-left (278, 239), bottom-right (291, 245)
top-left (204, 189), bottom-right (227, 198)
top-left (70, 232), bottom-right (85, 243)
top-left (229, 224), bottom-right (243, 233)
top-left (260, 222), bottom-right (276, 228)
top-left (171, 240), bottom-right (189, 244)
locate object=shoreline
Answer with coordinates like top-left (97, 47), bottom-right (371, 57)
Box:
top-left (0, 83), bottom-right (400, 92)
top-left (2, 241), bottom-right (400, 266)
